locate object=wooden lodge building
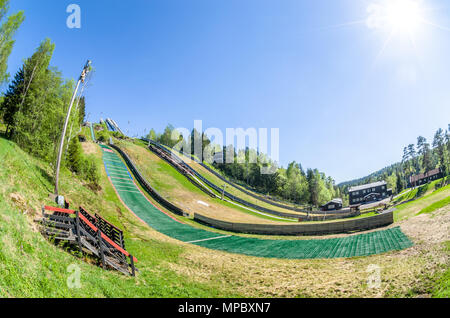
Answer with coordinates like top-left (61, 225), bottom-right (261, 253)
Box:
top-left (349, 181), bottom-right (392, 206)
top-left (320, 198), bottom-right (343, 211)
top-left (409, 168), bottom-right (443, 187)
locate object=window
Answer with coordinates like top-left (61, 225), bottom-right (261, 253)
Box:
top-left (372, 188), bottom-right (375, 191)
top-left (329, 204), bottom-right (335, 209)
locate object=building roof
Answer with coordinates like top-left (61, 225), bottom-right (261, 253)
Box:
top-left (409, 168), bottom-right (441, 183)
top-left (349, 181), bottom-right (387, 192)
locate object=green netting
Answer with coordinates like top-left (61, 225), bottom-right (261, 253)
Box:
top-left (100, 144), bottom-right (413, 259)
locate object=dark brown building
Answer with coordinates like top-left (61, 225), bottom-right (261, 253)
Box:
top-left (409, 168), bottom-right (443, 187)
top-left (320, 198), bottom-right (343, 211)
top-left (349, 181), bottom-right (391, 206)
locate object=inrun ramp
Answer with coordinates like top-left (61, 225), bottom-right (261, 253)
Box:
top-left (101, 144), bottom-right (413, 259)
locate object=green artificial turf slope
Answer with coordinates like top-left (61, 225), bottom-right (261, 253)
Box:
top-left (101, 144), bottom-right (413, 259)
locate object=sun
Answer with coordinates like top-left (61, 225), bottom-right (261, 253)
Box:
top-left (385, 0), bottom-right (423, 33)
top-left (367, 0), bottom-right (426, 35)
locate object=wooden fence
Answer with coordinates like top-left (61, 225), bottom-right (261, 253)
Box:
top-left (194, 209), bottom-right (395, 236)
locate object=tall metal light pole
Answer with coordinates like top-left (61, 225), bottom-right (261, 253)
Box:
top-left (54, 60), bottom-right (92, 197)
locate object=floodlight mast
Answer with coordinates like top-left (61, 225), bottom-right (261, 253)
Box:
top-left (54, 60), bottom-right (92, 197)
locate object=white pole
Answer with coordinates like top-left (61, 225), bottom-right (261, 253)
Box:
top-left (54, 79), bottom-right (82, 196)
top-left (54, 60), bottom-right (91, 196)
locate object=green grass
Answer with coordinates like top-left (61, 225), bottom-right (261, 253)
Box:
top-left (393, 178), bottom-right (444, 204)
top-left (432, 268), bottom-right (450, 298)
top-left (393, 183), bottom-right (450, 221)
top-left (0, 136), bottom-right (240, 297)
top-left (417, 196), bottom-right (450, 215)
top-left (431, 241), bottom-right (450, 298)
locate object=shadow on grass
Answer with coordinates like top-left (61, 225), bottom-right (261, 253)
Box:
top-left (416, 183), bottom-right (429, 197)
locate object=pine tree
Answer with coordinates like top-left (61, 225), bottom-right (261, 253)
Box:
top-left (78, 96), bottom-right (86, 125)
top-left (67, 136), bottom-right (82, 173)
top-left (433, 128), bottom-right (449, 176)
top-left (1, 66), bottom-right (24, 134)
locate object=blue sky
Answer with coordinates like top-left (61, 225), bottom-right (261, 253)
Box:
top-left (4, 0), bottom-right (450, 183)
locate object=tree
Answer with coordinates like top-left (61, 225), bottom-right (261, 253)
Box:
top-left (386, 173), bottom-right (397, 194)
top-left (396, 171), bottom-right (405, 194)
top-left (159, 124), bottom-right (176, 147)
top-left (446, 124), bottom-right (450, 154)
top-left (0, 0), bottom-right (24, 85)
top-left (78, 96), bottom-right (85, 125)
top-left (146, 128), bottom-right (157, 140)
top-left (1, 65), bottom-right (23, 133)
top-left (2, 38), bottom-right (55, 137)
top-left (306, 168), bottom-right (330, 207)
top-left (67, 136), bottom-right (82, 173)
top-left (433, 128), bottom-right (449, 176)
top-left (407, 143), bottom-right (418, 173)
top-left (1, 38), bottom-right (76, 162)
top-left (417, 136), bottom-right (434, 172)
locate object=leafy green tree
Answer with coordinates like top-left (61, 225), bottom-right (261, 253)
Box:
top-left (306, 168), bottom-right (330, 206)
top-left (0, 0), bottom-right (24, 85)
top-left (159, 124), bottom-right (175, 147)
top-left (146, 128), bottom-right (157, 140)
top-left (386, 173), bottom-right (397, 194)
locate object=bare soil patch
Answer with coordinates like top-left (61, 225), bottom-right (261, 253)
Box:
top-left (81, 141), bottom-right (97, 155)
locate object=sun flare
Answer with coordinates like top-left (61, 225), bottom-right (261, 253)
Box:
top-left (367, 0), bottom-right (425, 35)
top-left (386, 0), bottom-right (423, 33)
